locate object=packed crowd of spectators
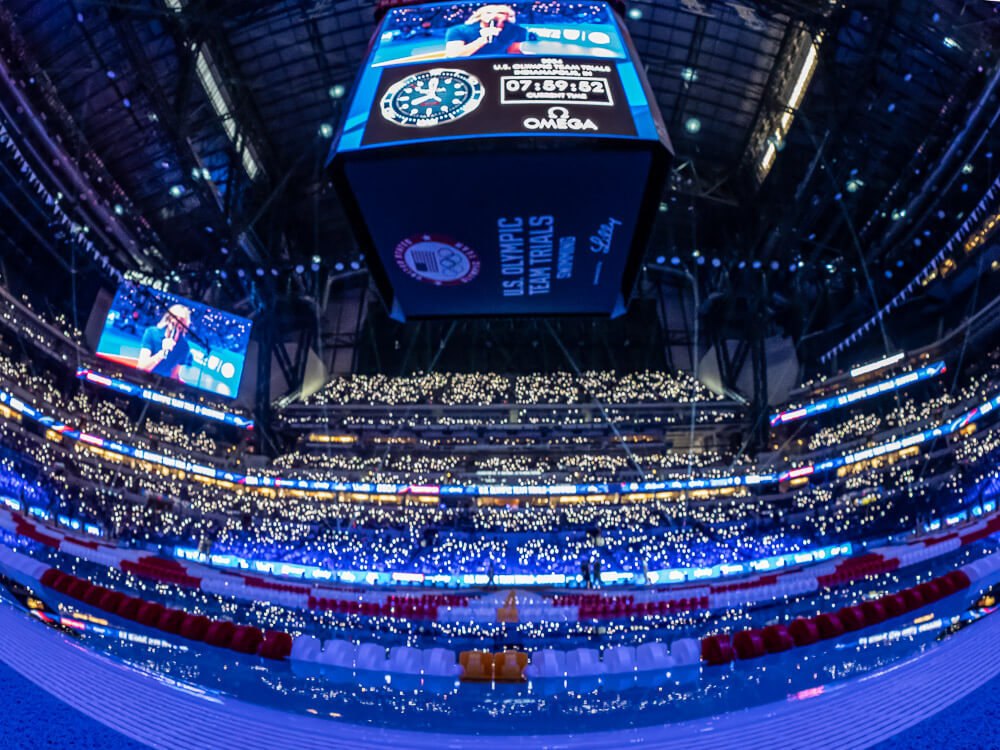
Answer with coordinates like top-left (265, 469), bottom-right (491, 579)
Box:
top-left (270, 445), bottom-right (747, 484)
top-left (304, 369), bottom-right (725, 407)
top-left (788, 349), bottom-right (1000, 461)
top-left (0, 296), bottom-right (999, 581)
top-left (1, 390), bottom-right (995, 581)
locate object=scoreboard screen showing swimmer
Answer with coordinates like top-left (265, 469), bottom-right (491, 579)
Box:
top-left (329, 0), bottom-right (672, 319)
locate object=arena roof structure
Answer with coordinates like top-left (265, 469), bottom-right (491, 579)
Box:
top-left (0, 0), bottom-right (999, 417)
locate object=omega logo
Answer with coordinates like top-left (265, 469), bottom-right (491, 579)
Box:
top-left (523, 106), bottom-right (598, 132)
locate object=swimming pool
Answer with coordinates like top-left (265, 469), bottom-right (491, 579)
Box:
top-left (2, 562), bottom-right (1000, 748)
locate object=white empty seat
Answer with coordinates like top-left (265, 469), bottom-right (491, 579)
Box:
top-left (565, 648), bottom-right (605, 677)
top-left (387, 646), bottom-right (423, 674)
top-left (670, 638), bottom-right (700, 666)
top-left (523, 648), bottom-right (566, 679)
top-left (603, 645), bottom-right (636, 673)
top-left (636, 642), bottom-right (673, 671)
top-left (318, 639), bottom-right (356, 668)
top-left (355, 642), bottom-right (388, 671)
top-left (289, 634), bottom-right (322, 662)
top-left (422, 647), bottom-right (462, 677)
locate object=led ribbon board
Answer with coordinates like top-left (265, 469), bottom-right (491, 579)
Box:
top-left (770, 361), bottom-right (947, 426)
top-left (75, 368), bottom-right (254, 429)
top-left (330, 0), bottom-right (671, 319)
top-left (2, 383), bottom-right (998, 498)
top-left (174, 541), bottom-right (852, 588)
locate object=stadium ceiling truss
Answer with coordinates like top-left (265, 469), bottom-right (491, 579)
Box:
top-left (0, 0), bottom-right (999, 395)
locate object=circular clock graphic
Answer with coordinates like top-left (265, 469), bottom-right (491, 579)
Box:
top-left (380, 69), bottom-right (485, 128)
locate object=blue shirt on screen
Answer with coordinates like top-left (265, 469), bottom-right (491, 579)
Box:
top-left (446, 22), bottom-right (528, 55)
top-left (140, 326), bottom-right (191, 379)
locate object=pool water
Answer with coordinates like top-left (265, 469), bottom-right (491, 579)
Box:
top-left (873, 669), bottom-right (1000, 749)
top-left (3, 535), bottom-right (1000, 745)
top-left (4, 576), bottom-right (994, 738)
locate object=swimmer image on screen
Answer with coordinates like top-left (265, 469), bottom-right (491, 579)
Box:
top-left (444, 5), bottom-right (529, 57)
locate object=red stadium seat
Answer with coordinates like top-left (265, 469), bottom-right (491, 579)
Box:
top-left (733, 629), bottom-right (767, 659)
top-left (762, 624), bottom-right (794, 653)
top-left (53, 574), bottom-right (77, 595)
top-left (860, 600), bottom-right (887, 625)
top-left (900, 588), bottom-right (925, 612)
top-left (788, 618), bottom-right (820, 646)
top-left (180, 614), bottom-right (211, 641)
top-left (39, 568), bottom-right (62, 588)
top-left (946, 570), bottom-right (971, 590)
top-left (837, 606), bottom-right (868, 632)
top-left (156, 608), bottom-right (186, 635)
top-left (116, 596), bottom-right (142, 620)
top-left (916, 581), bottom-right (942, 604)
top-left (230, 625), bottom-right (264, 655)
top-left (83, 585), bottom-right (109, 607)
top-left (878, 594), bottom-right (906, 618)
top-left (135, 602), bottom-right (166, 627)
top-left (67, 579), bottom-right (92, 600)
top-left (815, 613), bottom-right (845, 640)
top-left (701, 634), bottom-right (734, 665)
top-left (933, 576), bottom-right (954, 597)
top-left (98, 590), bottom-right (125, 614)
top-left (258, 630), bottom-right (293, 660)
top-left (204, 620), bottom-right (236, 648)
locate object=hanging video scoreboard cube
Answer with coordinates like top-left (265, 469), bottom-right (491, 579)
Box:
top-left (329, 0), bottom-right (672, 320)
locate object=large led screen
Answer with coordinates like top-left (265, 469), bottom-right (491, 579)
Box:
top-left (95, 283), bottom-right (252, 398)
top-left (343, 146), bottom-right (653, 316)
top-left (335, 0), bottom-right (663, 151)
top-left (330, 0), bottom-right (670, 319)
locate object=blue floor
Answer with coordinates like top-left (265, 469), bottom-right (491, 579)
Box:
top-left (873, 670), bottom-right (1000, 750)
top-left (0, 660), bottom-right (148, 749)
top-left (1, 649), bottom-right (994, 749)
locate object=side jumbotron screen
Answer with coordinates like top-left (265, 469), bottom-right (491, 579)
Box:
top-left (95, 282), bottom-right (252, 399)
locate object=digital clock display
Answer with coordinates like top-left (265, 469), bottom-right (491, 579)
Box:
top-left (500, 75), bottom-right (613, 105)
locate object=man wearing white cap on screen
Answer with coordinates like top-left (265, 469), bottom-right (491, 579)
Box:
top-left (137, 303), bottom-right (193, 381)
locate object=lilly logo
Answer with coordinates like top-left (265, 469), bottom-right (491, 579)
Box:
top-left (523, 106), bottom-right (598, 132)
top-left (589, 217), bottom-right (622, 254)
